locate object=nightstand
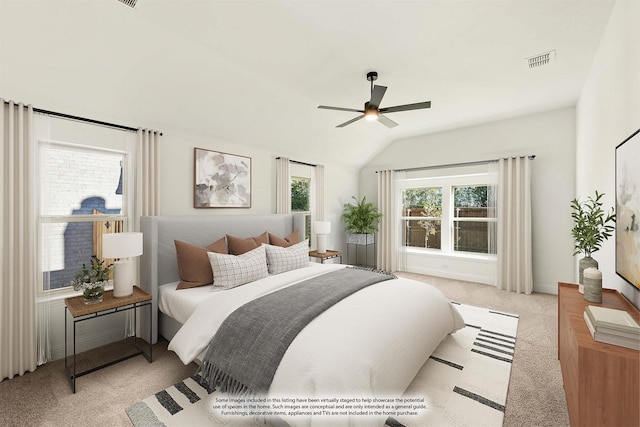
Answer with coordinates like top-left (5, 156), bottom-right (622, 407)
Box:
top-left (64, 286), bottom-right (152, 393)
top-left (309, 249), bottom-right (343, 264)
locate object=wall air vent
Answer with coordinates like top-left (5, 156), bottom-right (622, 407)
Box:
top-left (117, 0), bottom-right (137, 8)
top-left (526, 50), bottom-right (556, 69)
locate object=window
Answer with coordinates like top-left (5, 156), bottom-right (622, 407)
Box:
top-left (291, 177), bottom-right (310, 211)
top-left (291, 176), bottom-right (311, 241)
top-left (40, 143), bottom-right (129, 291)
top-left (453, 185), bottom-right (496, 254)
top-left (399, 172), bottom-right (496, 256)
top-left (402, 187), bottom-right (442, 249)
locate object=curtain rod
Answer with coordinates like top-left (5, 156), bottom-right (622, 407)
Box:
top-left (276, 157), bottom-right (317, 167)
top-left (3, 100), bottom-right (163, 135)
top-left (34, 108), bottom-right (164, 136)
top-left (383, 155), bottom-right (535, 173)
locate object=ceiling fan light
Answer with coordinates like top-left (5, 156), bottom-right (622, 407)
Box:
top-left (364, 109), bottom-right (379, 121)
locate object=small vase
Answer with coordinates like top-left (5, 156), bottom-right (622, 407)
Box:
top-left (583, 267), bottom-right (603, 303)
top-left (83, 283), bottom-right (105, 305)
top-left (578, 256), bottom-right (598, 294)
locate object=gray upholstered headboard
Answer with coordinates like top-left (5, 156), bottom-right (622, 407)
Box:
top-left (140, 214), bottom-right (306, 343)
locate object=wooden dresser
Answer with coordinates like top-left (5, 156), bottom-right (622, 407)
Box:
top-left (558, 282), bottom-right (639, 427)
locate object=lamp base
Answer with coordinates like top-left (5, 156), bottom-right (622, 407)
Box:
top-left (317, 234), bottom-right (327, 254)
top-left (113, 259), bottom-right (135, 298)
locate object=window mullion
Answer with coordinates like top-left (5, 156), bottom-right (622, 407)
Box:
top-left (441, 184), bottom-right (452, 254)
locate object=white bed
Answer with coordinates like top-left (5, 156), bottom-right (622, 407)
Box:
top-left (141, 214), bottom-right (464, 427)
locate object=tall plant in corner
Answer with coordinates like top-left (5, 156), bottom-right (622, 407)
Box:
top-left (341, 196), bottom-right (382, 244)
top-left (570, 190), bottom-right (615, 290)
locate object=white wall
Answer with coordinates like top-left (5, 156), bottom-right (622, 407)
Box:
top-left (360, 107), bottom-right (577, 294)
top-left (156, 128), bottom-right (358, 253)
top-left (576, 0), bottom-right (640, 307)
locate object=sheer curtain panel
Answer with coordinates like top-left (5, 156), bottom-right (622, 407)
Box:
top-left (497, 156), bottom-right (533, 294)
top-left (276, 157), bottom-right (291, 214)
top-left (130, 129), bottom-right (160, 337)
top-left (314, 164), bottom-right (325, 220)
top-left (377, 170), bottom-right (397, 271)
top-left (135, 129), bottom-right (160, 225)
top-left (1, 100), bottom-right (37, 380)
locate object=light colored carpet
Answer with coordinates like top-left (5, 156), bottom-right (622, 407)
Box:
top-left (0, 273), bottom-right (569, 427)
top-left (399, 273), bottom-right (569, 427)
top-left (127, 303), bottom-right (519, 427)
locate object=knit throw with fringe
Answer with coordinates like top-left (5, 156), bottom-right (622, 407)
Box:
top-left (198, 267), bottom-right (396, 398)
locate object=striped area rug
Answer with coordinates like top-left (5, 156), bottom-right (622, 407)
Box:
top-left (126, 303), bottom-right (518, 427)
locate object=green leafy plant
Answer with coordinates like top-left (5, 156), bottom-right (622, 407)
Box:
top-left (570, 191), bottom-right (616, 257)
top-left (341, 196), bottom-right (383, 234)
top-left (71, 256), bottom-right (112, 291)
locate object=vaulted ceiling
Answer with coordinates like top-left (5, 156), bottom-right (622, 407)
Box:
top-left (0, 0), bottom-right (615, 168)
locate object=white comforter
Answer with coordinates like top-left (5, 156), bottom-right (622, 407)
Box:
top-left (168, 264), bottom-right (464, 427)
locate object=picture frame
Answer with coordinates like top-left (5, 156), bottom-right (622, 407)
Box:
top-left (194, 147), bottom-right (251, 208)
top-left (615, 128), bottom-right (640, 291)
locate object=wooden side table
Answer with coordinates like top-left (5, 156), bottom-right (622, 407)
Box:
top-left (64, 286), bottom-right (153, 393)
top-left (557, 282), bottom-right (639, 426)
top-left (309, 249), bottom-right (343, 264)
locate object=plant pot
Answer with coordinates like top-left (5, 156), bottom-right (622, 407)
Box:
top-left (578, 256), bottom-right (598, 294)
top-left (347, 234), bottom-right (375, 245)
top-left (82, 282), bottom-right (106, 305)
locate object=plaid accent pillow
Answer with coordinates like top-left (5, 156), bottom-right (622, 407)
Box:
top-left (207, 245), bottom-right (268, 290)
top-left (264, 240), bottom-right (309, 275)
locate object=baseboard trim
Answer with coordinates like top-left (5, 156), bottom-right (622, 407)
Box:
top-left (407, 266), bottom-right (494, 285)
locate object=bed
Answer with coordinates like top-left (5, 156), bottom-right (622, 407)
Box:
top-left (140, 214), bottom-right (464, 427)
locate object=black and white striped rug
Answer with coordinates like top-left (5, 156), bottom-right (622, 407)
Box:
top-left (126, 303), bottom-right (518, 427)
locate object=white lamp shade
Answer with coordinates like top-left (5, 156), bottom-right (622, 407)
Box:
top-left (102, 232), bottom-right (143, 259)
top-left (314, 221), bottom-right (331, 235)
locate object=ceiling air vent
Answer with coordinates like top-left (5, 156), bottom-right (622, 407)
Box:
top-left (526, 50), bottom-right (556, 69)
top-left (117, 0), bottom-right (137, 8)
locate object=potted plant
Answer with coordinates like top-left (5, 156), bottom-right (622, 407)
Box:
top-left (71, 256), bottom-right (112, 305)
top-left (570, 190), bottom-right (615, 291)
top-left (341, 196), bottom-right (383, 245)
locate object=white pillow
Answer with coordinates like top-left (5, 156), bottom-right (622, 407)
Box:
top-left (264, 240), bottom-right (309, 275)
top-left (207, 245), bottom-right (268, 290)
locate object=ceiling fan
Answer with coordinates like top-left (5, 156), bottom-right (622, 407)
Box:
top-left (318, 71), bottom-right (431, 128)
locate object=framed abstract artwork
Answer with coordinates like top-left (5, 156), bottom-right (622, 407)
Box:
top-left (194, 148), bottom-right (251, 208)
top-left (615, 128), bottom-right (640, 290)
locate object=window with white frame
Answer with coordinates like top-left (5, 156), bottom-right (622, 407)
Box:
top-left (399, 172), bottom-right (496, 255)
top-left (40, 142), bottom-right (130, 292)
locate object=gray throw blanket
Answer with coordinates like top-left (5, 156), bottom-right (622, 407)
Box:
top-left (199, 267), bottom-right (396, 397)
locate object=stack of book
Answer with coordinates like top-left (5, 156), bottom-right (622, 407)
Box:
top-left (583, 305), bottom-right (640, 350)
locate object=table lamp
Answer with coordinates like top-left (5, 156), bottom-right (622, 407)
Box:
top-left (314, 221), bottom-right (331, 254)
top-left (102, 232), bottom-right (143, 298)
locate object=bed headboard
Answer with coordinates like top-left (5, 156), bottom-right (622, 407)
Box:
top-left (140, 214), bottom-right (306, 343)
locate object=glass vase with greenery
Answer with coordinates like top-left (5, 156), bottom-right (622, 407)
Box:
top-left (71, 256), bottom-right (112, 304)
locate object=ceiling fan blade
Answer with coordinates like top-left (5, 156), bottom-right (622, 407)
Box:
top-left (369, 85), bottom-right (387, 108)
top-left (380, 101), bottom-right (431, 114)
top-left (336, 115), bottom-right (364, 128)
top-left (318, 105), bottom-right (364, 113)
top-left (378, 114), bottom-right (398, 128)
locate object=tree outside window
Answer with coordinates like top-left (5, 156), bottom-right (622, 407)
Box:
top-left (291, 177), bottom-right (311, 241)
top-left (291, 177), bottom-right (310, 211)
top-left (402, 187), bottom-right (442, 249)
